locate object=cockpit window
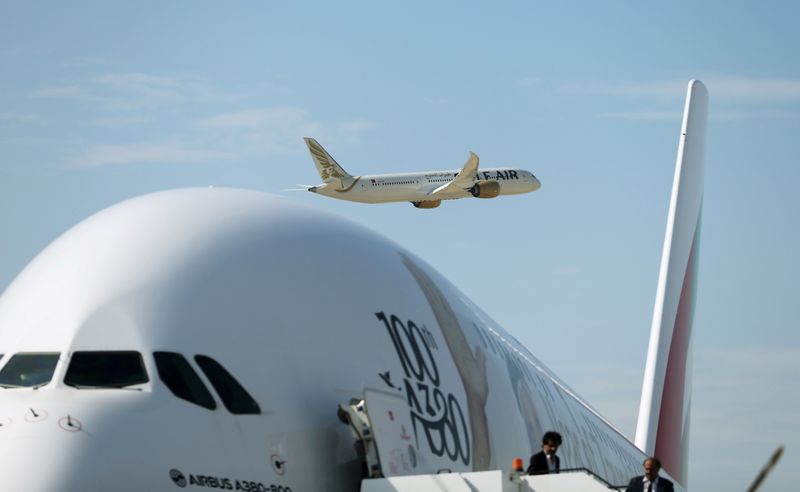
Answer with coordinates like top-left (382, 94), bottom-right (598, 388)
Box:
top-left (64, 351), bottom-right (149, 389)
top-left (195, 355), bottom-right (261, 415)
top-left (154, 352), bottom-right (216, 410)
top-left (0, 353), bottom-right (60, 388)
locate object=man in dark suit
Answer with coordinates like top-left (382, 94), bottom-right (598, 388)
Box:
top-left (526, 431), bottom-right (562, 475)
top-left (625, 457), bottom-right (674, 492)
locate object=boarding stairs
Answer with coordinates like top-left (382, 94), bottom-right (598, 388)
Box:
top-left (339, 394), bottom-right (625, 492)
top-left (360, 469), bottom-right (624, 492)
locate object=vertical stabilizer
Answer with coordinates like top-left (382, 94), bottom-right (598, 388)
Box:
top-left (634, 80), bottom-right (708, 487)
top-left (304, 137), bottom-right (357, 191)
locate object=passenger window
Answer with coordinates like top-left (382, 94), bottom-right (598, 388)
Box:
top-left (195, 355), bottom-right (260, 415)
top-left (0, 353), bottom-right (60, 388)
top-left (154, 352), bottom-right (216, 410)
top-left (64, 351), bottom-right (149, 389)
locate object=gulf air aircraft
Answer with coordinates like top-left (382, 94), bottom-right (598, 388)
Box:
top-left (0, 81), bottom-right (707, 492)
top-left (299, 138), bottom-right (541, 208)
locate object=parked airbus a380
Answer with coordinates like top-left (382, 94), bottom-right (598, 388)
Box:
top-left (0, 81), bottom-right (706, 492)
top-left (299, 138), bottom-right (541, 208)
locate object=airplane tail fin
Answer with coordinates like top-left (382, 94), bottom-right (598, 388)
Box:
top-left (634, 80), bottom-right (708, 488)
top-left (304, 138), bottom-right (357, 191)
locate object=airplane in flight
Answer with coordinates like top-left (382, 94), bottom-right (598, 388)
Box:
top-left (0, 81), bottom-right (707, 492)
top-left (299, 138), bottom-right (541, 208)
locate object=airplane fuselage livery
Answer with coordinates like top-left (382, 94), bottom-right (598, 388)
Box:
top-left (0, 81), bottom-right (707, 492)
top-left (302, 139), bottom-right (541, 208)
top-left (0, 189), bottom-right (657, 492)
top-left (315, 168), bottom-right (537, 203)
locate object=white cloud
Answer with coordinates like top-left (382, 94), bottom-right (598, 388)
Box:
top-left (91, 72), bottom-right (236, 110)
top-left (94, 115), bottom-right (153, 128)
top-left (91, 73), bottom-right (184, 103)
top-left (711, 109), bottom-right (800, 121)
top-left (560, 80), bottom-right (685, 99)
top-left (63, 103), bottom-right (374, 168)
top-left (0, 112), bottom-right (38, 123)
top-left (517, 75), bottom-right (542, 87)
top-left (197, 107), bottom-right (309, 129)
top-left (28, 72), bottom-right (377, 165)
top-left (710, 75), bottom-right (800, 103)
top-left (30, 85), bottom-right (83, 98)
top-left (30, 72), bottom-right (237, 111)
top-left (195, 107), bottom-right (377, 156)
top-left (93, 73), bottom-right (181, 89)
top-left (564, 76), bottom-right (800, 122)
top-left (598, 111), bottom-right (680, 121)
top-left (196, 107), bottom-right (321, 156)
top-left (70, 142), bottom-right (231, 168)
top-left (64, 56), bottom-right (114, 68)
top-left (340, 119), bottom-right (379, 133)
top-left (2, 47), bottom-right (50, 57)
top-left (599, 107), bottom-right (798, 122)
top-left (562, 76), bottom-right (800, 104)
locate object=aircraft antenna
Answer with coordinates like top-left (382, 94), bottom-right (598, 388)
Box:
top-left (746, 446), bottom-right (784, 492)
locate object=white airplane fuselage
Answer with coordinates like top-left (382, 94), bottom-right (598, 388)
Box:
top-left (310, 167), bottom-right (540, 204)
top-left (0, 189), bottom-right (667, 492)
top-left (301, 138), bottom-right (540, 208)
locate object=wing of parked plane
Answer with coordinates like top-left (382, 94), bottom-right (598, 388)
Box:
top-left (430, 152), bottom-right (480, 196)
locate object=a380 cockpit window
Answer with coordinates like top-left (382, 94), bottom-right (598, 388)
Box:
top-left (64, 351), bottom-right (149, 389)
top-left (0, 353), bottom-right (60, 388)
top-left (195, 355), bottom-right (261, 415)
top-left (153, 351), bottom-right (216, 410)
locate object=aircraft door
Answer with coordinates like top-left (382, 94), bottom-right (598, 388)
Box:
top-left (338, 388), bottom-right (425, 478)
top-left (363, 388), bottom-right (422, 477)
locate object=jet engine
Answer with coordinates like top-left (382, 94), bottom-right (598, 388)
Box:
top-left (469, 180), bottom-right (501, 199)
top-left (412, 200), bottom-right (442, 209)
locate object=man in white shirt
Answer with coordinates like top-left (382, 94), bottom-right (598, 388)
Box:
top-left (625, 457), bottom-right (674, 492)
top-left (525, 431), bottom-right (562, 475)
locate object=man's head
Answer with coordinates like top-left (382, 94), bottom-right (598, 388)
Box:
top-left (643, 457), bottom-right (662, 481)
top-left (541, 431), bottom-right (562, 455)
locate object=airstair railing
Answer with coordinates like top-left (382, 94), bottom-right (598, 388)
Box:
top-left (555, 468), bottom-right (627, 490)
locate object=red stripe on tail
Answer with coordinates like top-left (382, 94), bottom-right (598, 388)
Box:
top-left (654, 219), bottom-right (700, 485)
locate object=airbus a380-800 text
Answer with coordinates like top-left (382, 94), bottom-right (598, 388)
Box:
top-left (0, 81), bottom-right (708, 492)
top-left (300, 138), bottom-right (541, 208)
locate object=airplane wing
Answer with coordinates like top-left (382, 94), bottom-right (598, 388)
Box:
top-left (430, 152), bottom-right (479, 196)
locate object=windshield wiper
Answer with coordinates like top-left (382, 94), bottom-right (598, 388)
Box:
top-left (63, 382), bottom-right (142, 391)
top-left (0, 381), bottom-right (54, 389)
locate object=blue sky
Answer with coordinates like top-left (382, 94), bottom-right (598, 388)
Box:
top-left (2, 2), bottom-right (798, 490)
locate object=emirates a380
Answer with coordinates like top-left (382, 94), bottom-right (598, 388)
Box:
top-left (300, 138), bottom-right (541, 208)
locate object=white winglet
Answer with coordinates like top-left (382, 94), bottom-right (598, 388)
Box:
top-left (431, 152), bottom-right (479, 195)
